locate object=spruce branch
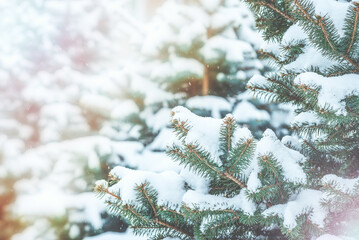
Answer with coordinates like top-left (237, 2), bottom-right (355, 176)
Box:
top-left (187, 144), bottom-right (222, 175)
top-left (321, 183), bottom-right (353, 200)
top-left (153, 219), bottom-right (194, 239)
top-left (223, 116), bottom-right (234, 153)
top-left (95, 185), bottom-right (122, 201)
top-left (228, 139), bottom-right (254, 172)
top-left (261, 155), bottom-right (285, 203)
top-left (158, 206), bottom-right (185, 217)
top-left (123, 204), bottom-right (152, 223)
top-left (208, 215), bottom-right (240, 230)
top-left (346, 3), bottom-right (359, 54)
top-left (187, 144), bottom-right (247, 188)
top-left (258, 49), bottom-right (281, 63)
top-left (267, 76), bottom-right (298, 96)
top-left (293, 0), bottom-right (359, 69)
top-left (137, 183), bottom-right (158, 220)
top-left (222, 172), bottom-right (247, 188)
top-left (256, 1), bottom-right (296, 23)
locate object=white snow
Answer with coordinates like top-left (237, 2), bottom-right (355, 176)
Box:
top-left (200, 36), bottom-right (256, 63)
top-left (180, 167), bottom-right (210, 194)
top-left (316, 234), bottom-right (345, 240)
top-left (183, 189), bottom-right (256, 215)
top-left (311, 0), bottom-right (349, 37)
top-left (244, 129), bottom-right (307, 193)
top-left (322, 174), bottom-right (359, 195)
top-left (232, 126), bottom-right (253, 144)
top-left (247, 74), bottom-right (267, 87)
top-left (95, 180), bottom-right (109, 189)
top-left (171, 106), bottom-right (223, 165)
top-left (145, 108), bottom-right (172, 133)
top-left (151, 56), bottom-right (204, 83)
top-left (111, 100), bottom-right (140, 120)
top-left (186, 95), bottom-right (231, 118)
top-left (148, 127), bottom-right (179, 151)
top-left (293, 111), bottom-right (321, 126)
top-left (263, 189), bottom-right (326, 230)
top-left (199, 0), bottom-right (222, 12)
top-left (294, 72), bottom-right (359, 114)
top-left (108, 167), bottom-right (185, 209)
top-left (84, 231), bottom-right (145, 240)
top-left (256, 129), bottom-right (306, 182)
top-left (233, 101), bottom-right (270, 123)
top-left (285, 45), bottom-right (340, 71)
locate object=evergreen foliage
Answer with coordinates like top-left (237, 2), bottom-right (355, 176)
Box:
top-left (97, 0), bottom-right (359, 239)
top-left (141, 0), bottom-right (264, 97)
top-left (243, 0), bottom-right (359, 238)
top-left (96, 107), bottom-right (307, 239)
top-left (0, 1), bottom-right (140, 239)
top-left (244, 0), bottom-right (359, 176)
top-left (113, 0), bottom-right (287, 147)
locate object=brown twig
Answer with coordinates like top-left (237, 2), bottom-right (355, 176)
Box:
top-left (347, 5), bottom-right (359, 54)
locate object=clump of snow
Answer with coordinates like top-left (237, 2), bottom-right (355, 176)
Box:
top-left (111, 100), bottom-right (139, 120)
top-left (311, 0), bottom-right (349, 37)
top-left (287, 46), bottom-right (338, 71)
top-left (256, 129), bottom-right (306, 182)
top-left (95, 180), bottom-right (108, 189)
top-left (322, 174), bottom-right (359, 195)
top-left (244, 129), bottom-right (306, 193)
top-left (186, 95), bottom-right (231, 118)
top-left (83, 230), bottom-right (145, 240)
top-left (316, 234), bottom-right (345, 240)
top-left (293, 111), bottom-right (321, 125)
top-left (199, 0), bottom-right (222, 12)
top-left (232, 125), bottom-right (253, 144)
top-left (237, 90), bottom-right (265, 104)
top-left (180, 167), bottom-right (210, 194)
top-left (247, 74), bottom-right (267, 87)
top-left (294, 72), bottom-right (359, 114)
top-left (108, 167), bottom-right (185, 209)
top-left (69, 225), bottom-right (81, 239)
top-left (233, 101), bottom-right (270, 123)
top-left (150, 56), bottom-right (204, 83)
top-left (39, 103), bottom-right (90, 143)
top-left (282, 24), bottom-right (306, 43)
top-left (281, 135), bottom-right (302, 151)
top-left (183, 189), bottom-right (256, 215)
top-left (246, 171), bottom-right (262, 192)
top-left (80, 94), bottom-right (119, 118)
top-left (148, 128), bottom-right (177, 151)
top-left (137, 150), bottom-right (181, 173)
top-left (171, 106), bottom-right (223, 165)
top-left (145, 108), bottom-right (172, 133)
top-left (263, 189), bottom-right (326, 230)
top-left (200, 36), bottom-right (256, 63)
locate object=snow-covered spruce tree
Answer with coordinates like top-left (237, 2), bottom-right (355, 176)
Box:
top-left (95, 0), bottom-right (359, 239)
top-left (112, 0), bottom-right (287, 148)
top-left (142, 0), bottom-right (264, 98)
top-left (244, 0), bottom-right (359, 176)
top-left (0, 0), bottom-right (142, 239)
top-left (242, 0), bottom-right (359, 239)
top-left (96, 107), bottom-right (308, 239)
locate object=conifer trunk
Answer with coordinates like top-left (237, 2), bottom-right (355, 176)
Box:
top-left (202, 64), bottom-right (209, 96)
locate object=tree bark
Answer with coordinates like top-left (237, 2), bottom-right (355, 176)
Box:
top-left (202, 64), bottom-right (209, 96)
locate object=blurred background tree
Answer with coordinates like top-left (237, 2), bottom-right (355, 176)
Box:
top-left (0, 0), bottom-right (141, 239)
top-left (111, 0), bottom-right (292, 151)
top-left (0, 0), bottom-right (291, 239)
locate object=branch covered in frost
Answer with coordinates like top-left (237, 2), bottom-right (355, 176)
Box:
top-left (97, 107), bottom-right (310, 239)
